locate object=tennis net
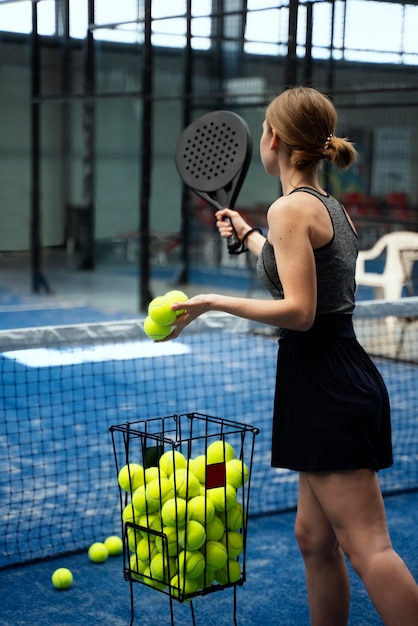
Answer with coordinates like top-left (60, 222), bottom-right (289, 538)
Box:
top-left (0, 297), bottom-right (417, 569)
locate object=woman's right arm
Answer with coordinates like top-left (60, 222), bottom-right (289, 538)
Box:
top-left (215, 208), bottom-right (266, 257)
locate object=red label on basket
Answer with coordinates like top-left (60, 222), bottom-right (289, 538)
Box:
top-left (206, 462), bottom-right (226, 489)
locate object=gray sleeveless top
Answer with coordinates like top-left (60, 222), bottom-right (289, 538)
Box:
top-left (256, 187), bottom-right (358, 316)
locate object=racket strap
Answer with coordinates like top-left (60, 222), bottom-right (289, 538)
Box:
top-left (231, 228), bottom-right (263, 255)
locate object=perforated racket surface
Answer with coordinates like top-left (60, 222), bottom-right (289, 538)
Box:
top-left (175, 110), bottom-right (252, 253)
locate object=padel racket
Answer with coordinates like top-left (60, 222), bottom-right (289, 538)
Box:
top-left (175, 110), bottom-right (252, 254)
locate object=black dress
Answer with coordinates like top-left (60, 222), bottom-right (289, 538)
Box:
top-left (256, 188), bottom-right (393, 472)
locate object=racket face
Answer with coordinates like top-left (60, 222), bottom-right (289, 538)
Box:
top-left (175, 110), bottom-right (252, 199)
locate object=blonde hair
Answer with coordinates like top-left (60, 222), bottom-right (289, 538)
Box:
top-left (265, 86), bottom-right (357, 171)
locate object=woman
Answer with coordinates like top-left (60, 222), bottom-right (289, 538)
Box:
top-left (169, 86), bottom-right (418, 625)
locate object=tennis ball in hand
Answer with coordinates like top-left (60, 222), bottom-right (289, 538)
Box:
top-left (88, 542), bottom-right (109, 563)
top-left (51, 567), bottom-right (73, 589)
top-left (143, 316), bottom-right (172, 340)
top-left (148, 295), bottom-right (176, 326)
top-left (164, 290), bottom-right (188, 316)
top-left (104, 535), bottom-right (123, 556)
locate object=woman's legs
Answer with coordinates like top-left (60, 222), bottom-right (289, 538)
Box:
top-left (296, 469), bottom-right (418, 626)
top-left (296, 472), bottom-right (350, 626)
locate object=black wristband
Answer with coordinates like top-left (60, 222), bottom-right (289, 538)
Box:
top-left (241, 228), bottom-right (263, 251)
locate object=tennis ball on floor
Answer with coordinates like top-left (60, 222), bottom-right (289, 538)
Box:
top-left (189, 455), bottom-right (206, 483)
top-left (118, 463), bottom-right (145, 493)
top-left (179, 520), bottom-right (206, 551)
top-left (170, 468), bottom-right (201, 499)
top-left (88, 542), bottom-right (109, 563)
top-left (150, 553), bottom-right (178, 583)
top-left (159, 450), bottom-right (187, 477)
top-left (226, 459), bottom-right (249, 489)
top-left (206, 440), bottom-right (235, 464)
top-left (205, 514), bottom-right (225, 541)
top-left (161, 497), bottom-right (188, 528)
top-left (207, 483), bottom-right (237, 512)
top-left (215, 558), bottom-right (241, 585)
top-left (187, 494), bottom-right (215, 526)
top-left (146, 477), bottom-right (175, 508)
top-left (104, 535), bottom-right (123, 556)
top-left (155, 526), bottom-right (180, 557)
top-left (164, 290), bottom-right (188, 316)
top-left (202, 540), bottom-right (228, 572)
top-left (221, 531), bottom-right (244, 558)
top-left (148, 295), bottom-right (177, 326)
top-left (178, 549), bottom-right (206, 579)
top-left (51, 567), bottom-right (73, 589)
top-left (170, 573), bottom-right (198, 601)
top-left (143, 316), bottom-right (172, 340)
top-left (220, 502), bottom-right (246, 531)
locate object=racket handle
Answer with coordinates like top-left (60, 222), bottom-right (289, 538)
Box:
top-left (225, 217), bottom-right (241, 254)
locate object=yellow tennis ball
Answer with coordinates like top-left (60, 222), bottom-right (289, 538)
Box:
top-left (150, 553), bottom-right (178, 583)
top-left (146, 477), bottom-right (175, 508)
top-left (215, 558), bottom-right (241, 585)
top-left (138, 512), bottom-right (163, 539)
top-left (187, 494), bottom-right (215, 526)
top-left (179, 520), bottom-right (206, 551)
top-left (122, 502), bottom-right (141, 525)
top-left (161, 497), bottom-right (188, 528)
top-left (219, 502), bottom-right (246, 531)
top-left (221, 531), bottom-right (244, 558)
top-left (202, 540), bottom-right (228, 572)
top-left (170, 468), bottom-right (201, 499)
top-left (205, 514), bottom-right (225, 541)
top-left (127, 527), bottom-right (143, 552)
top-left (164, 290), bottom-right (188, 317)
top-left (148, 295), bottom-right (177, 326)
top-left (159, 450), bottom-right (187, 477)
top-left (143, 565), bottom-right (167, 590)
top-left (178, 549), bottom-right (206, 579)
top-left (170, 573), bottom-right (198, 601)
top-left (104, 535), bottom-right (123, 556)
top-left (51, 567), bottom-right (73, 589)
top-left (144, 466), bottom-right (167, 483)
top-left (196, 568), bottom-right (216, 590)
top-left (88, 542), bottom-right (109, 563)
top-left (118, 463), bottom-right (145, 493)
top-left (206, 440), bottom-right (235, 464)
top-left (189, 455), bottom-right (206, 483)
top-left (225, 459), bottom-right (249, 489)
top-left (136, 537), bottom-right (158, 564)
top-left (207, 483), bottom-right (237, 512)
top-left (143, 316), bottom-right (172, 340)
top-left (155, 526), bottom-right (180, 557)
top-left (131, 485), bottom-right (148, 515)
top-left (130, 553), bottom-right (147, 580)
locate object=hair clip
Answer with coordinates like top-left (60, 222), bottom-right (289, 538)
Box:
top-left (323, 133), bottom-right (334, 153)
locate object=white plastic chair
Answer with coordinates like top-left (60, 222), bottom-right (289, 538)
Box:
top-left (356, 231), bottom-right (418, 300)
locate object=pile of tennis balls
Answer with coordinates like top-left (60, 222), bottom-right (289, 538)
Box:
top-left (51, 535), bottom-right (123, 591)
top-left (117, 440), bottom-right (248, 601)
top-left (143, 290), bottom-right (188, 340)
